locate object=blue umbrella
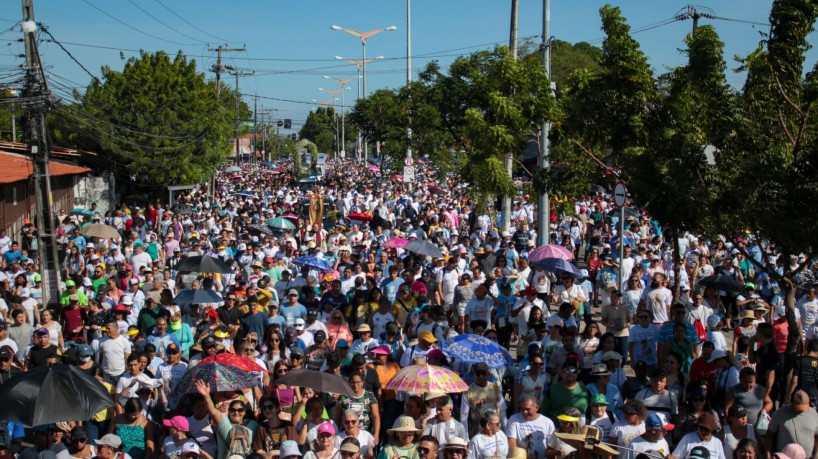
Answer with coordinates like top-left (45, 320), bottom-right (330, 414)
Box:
top-left (293, 256), bottom-right (334, 273)
top-left (532, 258), bottom-right (582, 278)
top-left (233, 191), bottom-right (255, 198)
top-left (441, 334), bottom-right (512, 368)
top-left (70, 208), bottom-right (95, 217)
top-left (172, 289), bottom-right (223, 305)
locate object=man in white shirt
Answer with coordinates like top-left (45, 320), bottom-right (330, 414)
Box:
top-left (505, 397), bottom-right (555, 452)
top-left (129, 243), bottom-right (152, 275)
top-left (96, 317), bottom-right (132, 383)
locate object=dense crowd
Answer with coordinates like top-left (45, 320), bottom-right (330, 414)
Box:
top-left (0, 159), bottom-right (816, 459)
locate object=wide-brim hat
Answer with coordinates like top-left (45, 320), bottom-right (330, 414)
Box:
top-left (388, 416), bottom-right (422, 434)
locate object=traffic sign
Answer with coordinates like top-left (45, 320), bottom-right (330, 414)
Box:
top-left (404, 156), bottom-right (414, 166)
top-left (403, 165), bottom-right (415, 182)
top-left (613, 181), bottom-right (627, 207)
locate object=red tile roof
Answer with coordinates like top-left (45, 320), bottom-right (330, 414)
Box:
top-left (0, 150), bottom-right (91, 184)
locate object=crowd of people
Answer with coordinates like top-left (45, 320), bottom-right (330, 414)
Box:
top-left (0, 158), bottom-right (816, 459)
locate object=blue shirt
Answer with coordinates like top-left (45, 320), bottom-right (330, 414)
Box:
top-left (2, 250), bottom-right (21, 264)
top-left (279, 303), bottom-right (307, 327)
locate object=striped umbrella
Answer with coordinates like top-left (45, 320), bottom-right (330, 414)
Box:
top-left (385, 364), bottom-right (469, 395)
top-left (440, 334), bottom-right (513, 368)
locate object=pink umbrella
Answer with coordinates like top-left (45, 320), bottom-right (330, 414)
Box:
top-left (368, 165), bottom-right (380, 171)
top-left (528, 243), bottom-right (574, 262)
top-left (383, 237), bottom-right (410, 249)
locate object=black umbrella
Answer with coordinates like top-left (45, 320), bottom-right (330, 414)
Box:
top-left (248, 224), bottom-right (274, 236)
top-left (0, 364), bottom-right (114, 426)
top-left (403, 239), bottom-right (444, 259)
top-left (173, 289), bottom-right (224, 305)
top-left (697, 273), bottom-right (745, 294)
top-left (175, 255), bottom-right (234, 274)
top-left (273, 368), bottom-right (356, 397)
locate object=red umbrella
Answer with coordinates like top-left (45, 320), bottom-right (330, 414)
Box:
top-left (348, 212), bottom-right (373, 222)
top-left (176, 353), bottom-right (265, 394)
top-left (428, 185), bottom-right (445, 195)
top-left (199, 353), bottom-right (265, 372)
top-left (282, 214), bottom-right (299, 223)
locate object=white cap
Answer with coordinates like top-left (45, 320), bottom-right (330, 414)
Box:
top-left (294, 318), bottom-right (305, 329)
top-left (708, 349), bottom-right (728, 363)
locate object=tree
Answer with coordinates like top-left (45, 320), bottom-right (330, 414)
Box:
top-left (51, 51), bottom-right (246, 186)
top-left (299, 107), bottom-right (337, 154)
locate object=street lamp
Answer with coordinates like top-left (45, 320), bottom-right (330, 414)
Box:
top-left (334, 56), bottom-right (383, 100)
top-left (324, 76), bottom-right (355, 160)
top-left (330, 25), bottom-right (396, 99)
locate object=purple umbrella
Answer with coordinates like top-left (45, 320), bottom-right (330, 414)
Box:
top-left (528, 244), bottom-right (574, 262)
top-left (383, 237), bottom-right (410, 249)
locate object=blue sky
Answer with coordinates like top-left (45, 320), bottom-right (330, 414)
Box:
top-left (1, 1), bottom-right (815, 132)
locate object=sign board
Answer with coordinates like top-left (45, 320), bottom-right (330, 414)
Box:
top-left (404, 156), bottom-right (414, 166)
top-left (403, 165), bottom-right (415, 182)
top-left (613, 181), bottom-right (627, 207)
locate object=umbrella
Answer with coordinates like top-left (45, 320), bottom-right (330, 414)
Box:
top-left (440, 334), bottom-right (511, 368)
top-left (385, 364), bottom-right (469, 395)
top-left (225, 166), bottom-right (241, 173)
top-left (267, 217), bottom-right (296, 230)
top-left (234, 191), bottom-right (256, 198)
top-left (175, 255), bottom-right (234, 274)
top-left (383, 237), bottom-right (410, 249)
top-left (172, 289), bottom-right (224, 305)
top-left (698, 273), bottom-right (745, 294)
top-left (177, 353), bottom-right (264, 394)
top-left (69, 208), bottom-right (95, 217)
top-left (528, 244), bottom-right (574, 262)
top-left (368, 165), bottom-right (380, 171)
top-left (248, 224), bottom-right (275, 236)
top-left (348, 212), bottom-right (373, 222)
top-left (591, 184), bottom-right (607, 195)
top-left (80, 223), bottom-right (120, 239)
top-left (171, 203), bottom-right (194, 215)
top-left (273, 368), bottom-right (355, 397)
top-left (281, 214), bottom-right (299, 223)
top-left (533, 258), bottom-right (582, 278)
top-left (428, 185), bottom-right (445, 195)
top-left (0, 364), bottom-right (114, 426)
top-left (293, 256), bottom-right (334, 273)
top-left (403, 239), bottom-right (444, 259)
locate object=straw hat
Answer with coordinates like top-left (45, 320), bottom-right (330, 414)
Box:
top-left (507, 448), bottom-right (527, 459)
top-left (388, 416), bottom-right (422, 434)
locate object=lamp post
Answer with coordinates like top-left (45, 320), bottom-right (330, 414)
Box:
top-left (318, 89), bottom-right (342, 158)
top-left (332, 25), bottom-right (396, 163)
top-left (335, 56), bottom-right (383, 101)
top-left (324, 76), bottom-right (354, 161)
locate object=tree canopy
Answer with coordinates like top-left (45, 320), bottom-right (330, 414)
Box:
top-left (50, 50), bottom-right (247, 186)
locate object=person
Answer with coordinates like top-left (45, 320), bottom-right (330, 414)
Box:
top-left (719, 406), bottom-right (755, 459)
top-left (629, 310), bottom-right (660, 371)
top-left (609, 400), bottom-right (647, 459)
top-left (108, 398), bottom-right (154, 459)
top-left (337, 373), bottom-right (380, 445)
top-left (195, 380), bottom-right (258, 459)
top-left (441, 438), bottom-right (468, 459)
top-left (512, 354), bottom-right (549, 410)
top-left (542, 360), bottom-right (589, 423)
top-left (788, 339), bottom-right (818, 408)
top-left (424, 396), bottom-right (467, 450)
top-left (252, 395), bottom-right (300, 457)
top-left (765, 390), bottom-right (818, 458)
top-left (304, 421), bottom-right (338, 459)
top-left (27, 327), bottom-right (62, 369)
top-left (587, 363), bottom-right (624, 419)
top-left (157, 343), bottom-right (188, 408)
top-left (461, 362), bottom-right (507, 437)
top-left (186, 395), bottom-right (217, 459)
top-left (337, 410), bottom-right (376, 459)
top-left (467, 410), bottom-right (509, 459)
top-left (732, 439), bottom-right (761, 459)
top-left (160, 416), bottom-right (192, 459)
top-left (602, 290), bottom-right (631, 361)
top-left (60, 425), bottom-right (96, 459)
top-left (97, 317), bottom-right (132, 383)
top-left (669, 412), bottom-right (725, 459)
top-left (93, 434), bottom-right (132, 459)
top-left (749, 323), bottom-right (777, 398)
top-left (378, 416), bottom-right (420, 459)
top-left (724, 368), bottom-right (773, 426)
top-left (417, 436), bottom-right (439, 459)
top-left (504, 397), bottom-right (555, 450)
top-left (634, 369), bottom-right (678, 418)
top-left (630, 413), bottom-right (673, 459)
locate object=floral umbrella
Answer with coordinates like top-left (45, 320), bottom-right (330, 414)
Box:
top-left (385, 364), bottom-right (469, 395)
top-left (383, 237), bottom-right (410, 249)
top-left (293, 256), bottom-right (334, 273)
top-left (176, 353), bottom-right (265, 394)
top-left (528, 243), bottom-right (574, 262)
top-left (440, 334), bottom-right (513, 368)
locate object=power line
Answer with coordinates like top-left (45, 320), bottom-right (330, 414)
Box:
top-left (153, 0), bottom-right (235, 44)
top-left (80, 0), bottom-right (200, 47)
top-left (124, 0), bottom-right (208, 45)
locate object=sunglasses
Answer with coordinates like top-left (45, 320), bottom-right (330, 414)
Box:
top-left (341, 452), bottom-right (356, 457)
top-left (229, 408), bottom-right (245, 413)
top-left (343, 419), bottom-right (358, 425)
top-left (418, 448), bottom-right (431, 455)
top-left (73, 438), bottom-right (87, 443)
top-left (563, 367), bottom-right (578, 374)
top-left (262, 405), bottom-right (277, 411)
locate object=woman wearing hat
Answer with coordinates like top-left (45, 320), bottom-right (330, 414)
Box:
top-left (467, 410), bottom-right (508, 459)
top-left (718, 406), bottom-right (755, 459)
top-left (304, 421), bottom-right (339, 459)
top-left (588, 363), bottom-right (624, 419)
top-left (378, 416), bottom-right (421, 459)
top-left (732, 311), bottom-right (757, 355)
top-left (441, 438), bottom-right (468, 459)
top-left (160, 415), bottom-right (193, 459)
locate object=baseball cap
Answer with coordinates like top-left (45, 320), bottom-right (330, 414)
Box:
top-left (418, 330), bottom-right (437, 343)
top-left (0, 346), bottom-right (13, 359)
top-left (290, 346), bottom-right (305, 358)
top-left (163, 416), bottom-right (190, 432)
top-left (35, 327), bottom-right (50, 336)
top-left (645, 413), bottom-right (675, 431)
top-left (94, 434), bottom-right (122, 449)
top-left (708, 349), bottom-right (728, 363)
top-left (728, 405), bottom-right (748, 419)
top-left (166, 343), bottom-right (181, 355)
top-left (317, 421), bottom-right (335, 436)
top-left (294, 318), bottom-right (305, 329)
top-left (287, 288), bottom-right (299, 296)
top-left (181, 441), bottom-right (200, 456)
top-left (336, 339), bottom-right (349, 349)
top-left (473, 362), bottom-right (490, 374)
top-left (77, 344), bottom-right (94, 358)
top-left (689, 447), bottom-right (710, 459)
top-left (314, 330), bottom-right (327, 343)
top-left (280, 440), bottom-right (301, 458)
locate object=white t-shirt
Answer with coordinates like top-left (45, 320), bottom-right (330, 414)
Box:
top-left (631, 436), bottom-right (671, 458)
top-left (504, 414), bottom-right (555, 448)
top-left (609, 421), bottom-right (645, 459)
top-left (187, 414), bottom-right (218, 459)
top-left (468, 431), bottom-right (509, 459)
top-left (628, 323), bottom-right (660, 366)
top-left (97, 335), bottom-right (132, 377)
top-left (0, 337), bottom-right (18, 354)
top-left (672, 432), bottom-right (726, 459)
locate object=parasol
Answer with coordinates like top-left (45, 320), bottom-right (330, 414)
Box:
top-left (440, 334), bottom-right (512, 368)
top-left (176, 353), bottom-right (265, 394)
top-left (383, 237), bottom-right (410, 249)
top-left (528, 244), bottom-right (574, 262)
top-left (80, 223), bottom-right (120, 239)
top-left (385, 364), bottom-right (469, 395)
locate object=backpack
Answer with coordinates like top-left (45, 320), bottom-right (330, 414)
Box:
top-left (227, 424), bottom-right (253, 459)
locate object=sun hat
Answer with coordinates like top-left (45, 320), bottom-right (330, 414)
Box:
top-left (356, 324), bottom-right (371, 333)
top-left (781, 444), bottom-right (807, 459)
top-left (388, 416), bottom-right (422, 434)
top-left (443, 437), bottom-right (468, 450)
top-left (601, 351), bottom-right (622, 362)
top-left (280, 440), bottom-right (301, 458)
top-left (339, 438), bottom-right (361, 454)
top-left (697, 412), bottom-right (719, 432)
top-left (591, 363), bottom-right (611, 377)
top-left (590, 394), bottom-right (609, 406)
top-left (94, 434), bottom-right (122, 449)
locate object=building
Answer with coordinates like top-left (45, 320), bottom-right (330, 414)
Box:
top-left (0, 146), bottom-right (91, 242)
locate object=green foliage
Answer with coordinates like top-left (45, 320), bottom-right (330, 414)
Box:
top-left (299, 107), bottom-right (337, 154)
top-left (50, 51), bottom-right (246, 186)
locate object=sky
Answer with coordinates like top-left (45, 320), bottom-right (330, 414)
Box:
top-left (1, 0), bottom-right (815, 133)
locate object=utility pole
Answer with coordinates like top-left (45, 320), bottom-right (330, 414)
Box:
top-left (502, 0), bottom-right (519, 232)
top-left (253, 95), bottom-right (258, 166)
top-left (225, 66), bottom-right (253, 164)
top-left (406, 0), bottom-right (413, 191)
top-left (208, 44), bottom-right (246, 98)
top-left (675, 5), bottom-right (715, 33)
top-left (22, 0), bottom-right (60, 306)
top-left (538, 0), bottom-right (552, 246)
